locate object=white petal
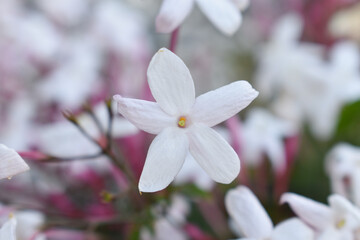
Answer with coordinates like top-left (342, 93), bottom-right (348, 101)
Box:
top-left (139, 128), bottom-right (189, 192)
top-left (328, 194), bottom-right (360, 221)
top-left (330, 41), bottom-right (360, 71)
top-left (317, 227), bottom-right (352, 240)
top-left (34, 234), bottom-right (47, 240)
top-left (156, 0), bottom-right (194, 33)
top-left (188, 124), bottom-right (240, 184)
top-left (191, 81), bottom-right (258, 127)
top-left (280, 193), bottom-right (333, 230)
top-left (225, 186), bottom-right (273, 238)
top-left (232, 0), bottom-right (250, 11)
top-left (271, 13), bottom-right (303, 43)
top-left (0, 217), bottom-right (17, 240)
top-left (153, 218), bottom-right (187, 240)
top-left (342, 76), bottom-right (360, 103)
top-left (196, 0), bottom-right (241, 36)
top-left (167, 195), bottom-right (190, 224)
top-left (0, 144), bottom-right (29, 180)
top-left (114, 95), bottom-right (175, 135)
top-left (15, 210), bottom-right (45, 240)
top-left (352, 169), bottom-right (360, 207)
top-left (15, 210), bottom-right (45, 239)
top-left (147, 48), bottom-right (195, 116)
top-left (307, 97), bottom-right (340, 140)
top-left (271, 218), bottom-right (314, 240)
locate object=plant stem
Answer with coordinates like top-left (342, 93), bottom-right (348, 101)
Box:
top-left (169, 27), bottom-right (180, 53)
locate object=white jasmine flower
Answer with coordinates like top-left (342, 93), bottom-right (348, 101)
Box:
top-left (258, 14), bottom-right (360, 140)
top-left (0, 216), bottom-right (16, 240)
top-left (255, 13), bottom-right (324, 131)
top-left (241, 108), bottom-right (296, 173)
top-left (326, 143), bottom-right (360, 206)
top-left (255, 13), bottom-right (325, 101)
top-left (114, 48), bottom-right (258, 192)
top-left (156, 0), bottom-right (249, 36)
top-left (225, 186), bottom-right (314, 239)
top-left (281, 193), bottom-right (360, 239)
top-left (302, 41), bottom-right (360, 139)
top-left (0, 144), bottom-right (29, 180)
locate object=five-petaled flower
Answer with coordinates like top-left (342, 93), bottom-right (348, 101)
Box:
top-left (281, 192), bottom-right (360, 239)
top-left (114, 48), bottom-right (258, 192)
top-left (225, 186), bottom-right (314, 240)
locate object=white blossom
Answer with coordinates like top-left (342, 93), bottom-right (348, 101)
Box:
top-left (257, 13), bottom-right (360, 139)
top-left (255, 13), bottom-right (324, 101)
top-left (281, 193), bottom-right (360, 239)
top-left (326, 143), bottom-right (360, 207)
top-left (301, 41), bottom-right (360, 139)
top-left (225, 186), bottom-right (314, 240)
top-left (114, 48), bottom-right (258, 192)
top-left (241, 108), bottom-right (296, 173)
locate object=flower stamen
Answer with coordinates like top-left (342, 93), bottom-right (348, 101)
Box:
top-left (178, 116), bottom-right (186, 128)
top-left (336, 219), bottom-right (346, 229)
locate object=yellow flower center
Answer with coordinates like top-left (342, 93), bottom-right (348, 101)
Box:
top-left (336, 219), bottom-right (346, 229)
top-left (178, 116), bottom-right (187, 128)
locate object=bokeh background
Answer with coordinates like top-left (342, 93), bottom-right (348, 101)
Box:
top-left (1, 0), bottom-right (360, 239)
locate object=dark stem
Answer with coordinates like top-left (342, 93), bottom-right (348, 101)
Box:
top-left (169, 27), bottom-right (180, 53)
top-left (83, 103), bottom-right (106, 136)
